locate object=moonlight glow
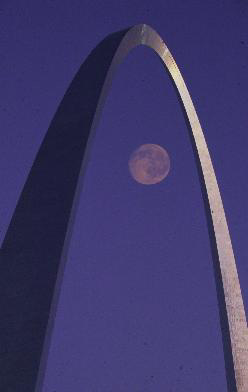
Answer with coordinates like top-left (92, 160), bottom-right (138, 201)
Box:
top-left (128, 143), bottom-right (170, 185)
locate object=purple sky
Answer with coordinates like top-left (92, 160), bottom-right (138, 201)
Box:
top-left (1, 1), bottom-right (248, 391)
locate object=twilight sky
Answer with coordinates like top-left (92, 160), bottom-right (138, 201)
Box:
top-left (1, 1), bottom-right (248, 391)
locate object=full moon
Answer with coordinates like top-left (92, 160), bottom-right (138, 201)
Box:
top-left (128, 143), bottom-right (170, 185)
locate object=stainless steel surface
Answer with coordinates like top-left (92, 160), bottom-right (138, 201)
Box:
top-left (93, 24), bottom-right (248, 391)
top-left (2, 22), bottom-right (246, 391)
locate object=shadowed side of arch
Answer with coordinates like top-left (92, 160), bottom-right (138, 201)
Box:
top-left (0, 24), bottom-right (246, 392)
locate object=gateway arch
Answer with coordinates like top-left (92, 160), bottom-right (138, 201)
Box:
top-left (0, 24), bottom-right (247, 391)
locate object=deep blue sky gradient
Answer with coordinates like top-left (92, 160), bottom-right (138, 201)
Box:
top-left (1, 1), bottom-right (248, 390)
